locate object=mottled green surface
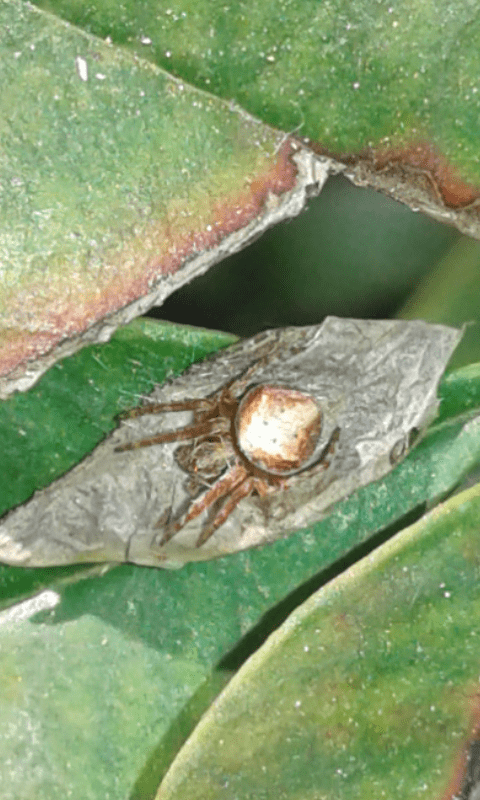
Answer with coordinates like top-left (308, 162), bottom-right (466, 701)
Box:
top-left (37, 0), bottom-right (480, 180)
top-left (159, 483), bottom-right (480, 800)
top-left (1, 0), bottom-right (279, 271)
top-left (0, 0), bottom-right (283, 361)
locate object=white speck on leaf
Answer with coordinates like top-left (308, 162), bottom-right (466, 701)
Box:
top-left (75, 56), bottom-right (88, 82)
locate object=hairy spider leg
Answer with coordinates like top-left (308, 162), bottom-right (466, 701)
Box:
top-left (184, 427), bottom-right (341, 546)
top-left (196, 474), bottom-right (281, 547)
top-left (120, 350), bottom-right (272, 424)
top-left (158, 462), bottom-right (249, 544)
top-left (119, 397), bottom-right (213, 419)
top-left (115, 416), bottom-right (230, 452)
top-left (220, 353), bottom-right (274, 402)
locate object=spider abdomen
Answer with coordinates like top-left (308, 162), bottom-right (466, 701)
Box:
top-left (235, 385), bottom-right (322, 475)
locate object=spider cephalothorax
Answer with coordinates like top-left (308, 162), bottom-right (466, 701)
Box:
top-left (116, 365), bottom-right (339, 547)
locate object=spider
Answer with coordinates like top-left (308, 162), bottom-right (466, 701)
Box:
top-left (115, 362), bottom-right (340, 547)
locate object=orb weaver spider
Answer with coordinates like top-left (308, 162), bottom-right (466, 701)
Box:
top-left (116, 362), bottom-right (340, 547)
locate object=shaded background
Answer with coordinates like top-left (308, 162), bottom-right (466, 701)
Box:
top-left (155, 175), bottom-right (461, 334)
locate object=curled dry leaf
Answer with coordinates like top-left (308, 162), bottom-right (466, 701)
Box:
top-left (0, 318), bottom-right (462, 569)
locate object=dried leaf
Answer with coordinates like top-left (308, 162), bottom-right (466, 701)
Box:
top-left (0, 318), bottom-right (462, 569)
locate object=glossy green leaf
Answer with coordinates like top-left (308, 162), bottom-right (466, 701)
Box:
top-left (158, 481), bottom-right (480, 800)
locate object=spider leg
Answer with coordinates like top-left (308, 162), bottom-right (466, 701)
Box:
top-left (195, 475), bottom-right (256, 547)
top-left (157, 463), bottom-right (247, 544)
top-left (252, 475), bottom-right (286, 497)
top-left (115, 417), bottom-right (230, 452)
top-left (220, 353), bottom-right (273, 401)
top-left (119, 397), bottom-right (213, 419)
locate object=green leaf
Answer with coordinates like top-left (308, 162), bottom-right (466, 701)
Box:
top-left (0, 0), bottom-right (289, 382)
top-left (37, 0), bottom-right (480, 181)
top-left (158, 481), bottom-right (480, 800)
